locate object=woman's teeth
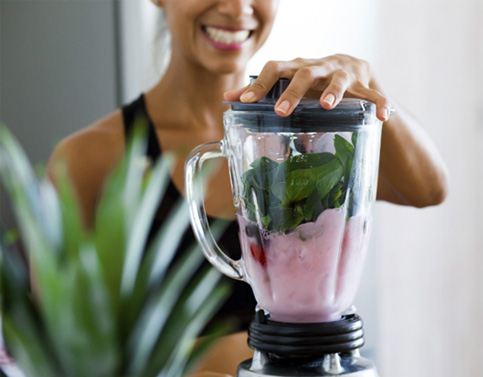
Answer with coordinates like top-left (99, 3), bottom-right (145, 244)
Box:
top-left (204, 26), bottom-right (251, 45)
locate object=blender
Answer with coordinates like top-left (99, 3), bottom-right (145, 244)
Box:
top-left (185, 77), bottom-right (382, 377)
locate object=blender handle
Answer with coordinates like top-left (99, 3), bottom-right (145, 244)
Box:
top-left (185, 141), bottom-right (245, 281)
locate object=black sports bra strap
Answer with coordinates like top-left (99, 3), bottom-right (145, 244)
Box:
top-left (121, 94), bottom-right (161, 161)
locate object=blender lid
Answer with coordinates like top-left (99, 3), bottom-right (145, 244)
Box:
top-left (225, 76), bottom-right (377, 132)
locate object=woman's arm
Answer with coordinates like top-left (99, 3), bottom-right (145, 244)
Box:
top-left (371, 79), bottom-right (448, 207)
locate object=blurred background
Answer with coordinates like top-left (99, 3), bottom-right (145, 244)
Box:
top-left (1, 0), bottom-right (482, 375)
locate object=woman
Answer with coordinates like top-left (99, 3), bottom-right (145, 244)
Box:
top-left (48, 0), bottom-right (448, 375)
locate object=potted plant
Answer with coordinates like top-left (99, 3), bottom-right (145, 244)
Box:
top-left (0, 124), bottom-right (229, 377)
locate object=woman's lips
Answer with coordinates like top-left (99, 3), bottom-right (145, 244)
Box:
top-left (201, 25), bottom-right (253, 51)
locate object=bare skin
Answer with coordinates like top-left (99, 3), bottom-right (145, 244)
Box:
top-left (48, 0), bottom-right (448, 375)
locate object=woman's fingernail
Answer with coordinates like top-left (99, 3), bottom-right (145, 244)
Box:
top-left (323, 93), bottom-right (336, 106)
top-left (276, 100), bottom-right (291, 114)
top-left (240, 91), bottom-right (256, 102)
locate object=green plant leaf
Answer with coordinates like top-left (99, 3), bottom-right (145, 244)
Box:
top-left (268, 205), bottom-right (305, 233)
top-left (0, 123), bottom-right (230, 377)
top-left (127, 239), bottom-right (208, 374)
top-left (315, 158), bottom-right (344, 199)
top-left (121, 154), bottom-right (174, 297)
top-left (3, 313), bottom-right (61, 377)
top-left (351, 132), bottom-right (358, 147)
top-left (123, 120), bottom-right (149, 218)
top-left (163, 283), bottom-right (230, 377)
top-left (182, 321), bottom-right (232, 375)
top-left (334, 134), bottom-right (355, 185)
top-left (303, 189), bottom-right (324, 222)
top-left (146, 201), bottom-right (190, 287)
top-left (124, 219), bottom-right (230, 376)
top-left (66, 244), bottom-right (118, 376)
top-left (0, 245), bottom-right (62, 374)
top-left (145, 268), bottom-right (228, 377)
top-left (242, 151), bottom-right (348, 233)
top-left (94, 156), bottom-right (129, 316)
top-left (53, 166), bottom-right (86, 262)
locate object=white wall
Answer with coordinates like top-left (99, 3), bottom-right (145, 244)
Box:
top-left (375, 0), bottom-right (482, 375)
top-left (119, 0), bottom-right (160, 102)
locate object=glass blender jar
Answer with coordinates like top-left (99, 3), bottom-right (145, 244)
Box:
top-left (185, 77), bottom-right (382, 376)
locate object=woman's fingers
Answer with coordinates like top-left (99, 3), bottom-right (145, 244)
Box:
top-left (239, 60), bottom-right (291, 103)
top-left (350, 83), bottom-right (391, 121)
top-left (223, 61), bottom-right (285, 102)
top-left (224, 56), bottom-right (389, 120)
top-left (274, 65), bottom-right (331, 117)
top-left (223, 85), bottom-right (249, 102)
top-left (319, 70), bottom-right (353, 110)
top-left (239, 59), bottom-right (312, 103)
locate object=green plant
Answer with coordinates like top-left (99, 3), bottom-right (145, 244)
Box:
top-left (242, 134), bottom-right (357, 233)
top-left (0, 124), bottom-right (229, 377)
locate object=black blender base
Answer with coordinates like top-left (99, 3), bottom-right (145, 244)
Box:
top-left (237, 312), bottom-right (378, 377)
top-left (237, 352), bottom-right (378, 377)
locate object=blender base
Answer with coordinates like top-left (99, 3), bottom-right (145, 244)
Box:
top-left (237, 351), bottom-right (378, 377)
top-left (238, 312), bottom-right (378, 377)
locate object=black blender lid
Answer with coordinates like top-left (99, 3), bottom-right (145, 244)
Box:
top-left (230, 76), bottom-right (375, 113)
top-left (225, 76), bottom-right (377, 132)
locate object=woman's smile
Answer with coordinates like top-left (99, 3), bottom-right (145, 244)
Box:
top-left (201, 24), bottom-right (255, 51)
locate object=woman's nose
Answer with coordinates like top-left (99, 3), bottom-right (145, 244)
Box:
top-left (217, 0), bottom-right (254, 18)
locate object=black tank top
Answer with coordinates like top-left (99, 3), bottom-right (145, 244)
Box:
top-left (121, 94), bottom-right (256, 331)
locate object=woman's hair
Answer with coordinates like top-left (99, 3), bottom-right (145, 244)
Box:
top-left (153, 9), bottom-right (172, 78)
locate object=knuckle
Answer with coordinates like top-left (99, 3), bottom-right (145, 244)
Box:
top-left (371, 90), bottom-right (389, 105)
top-left (264, 60), bottom-right (280, 72)
top-left (364, 88), bottom-right (378, 98)
top-left (334, 69), bottom-right (351, 82)
top-left (333, 53), bottom-right (349, 62)
top-left (297, 66), bottom-right (316, 80)
top-left (328, 63), bottom-right (337, 72)
top-left (280, 68), bottom-right (294, 78)
top-left (356, 59), bottom-right (371, 78)
top-left (328, 54), bottom-right (340, 63)
top-left (353, 79), bottom-right (368, 89)
top-left (371, 88), bottom-right (384, 99)
top-left (318, 60), bottom-right (334, 72)
top-left (292, 57), bottom-right (305, 65)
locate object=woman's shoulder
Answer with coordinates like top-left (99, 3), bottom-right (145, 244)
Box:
top-left (48, 110), bottom-right (126, 175)
top-left (47, 109), bottom-right (127, 224)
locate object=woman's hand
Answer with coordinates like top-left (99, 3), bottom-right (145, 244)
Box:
top-left (225, 55), bottom-right (448, 207)
top-left (224, 54), bottom-right (391, 122)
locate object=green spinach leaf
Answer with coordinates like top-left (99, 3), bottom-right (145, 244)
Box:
top-left (240, 134), bottom-right (357, 233)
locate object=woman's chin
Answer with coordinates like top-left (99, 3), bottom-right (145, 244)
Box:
top-left (196, 48), bottom-right (253, 74)
top-left (204, 54), bottom-right (252, 75)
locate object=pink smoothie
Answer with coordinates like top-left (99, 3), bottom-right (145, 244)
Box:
top-left (238, 208), bottom-right (370, 323)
